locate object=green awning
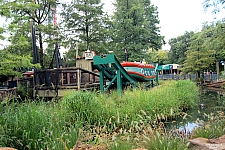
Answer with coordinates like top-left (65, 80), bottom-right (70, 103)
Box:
top-left (158, 64), bottom-right (173, 70)
top-left (162, 65), bottom-right (171, 70)
top-left (158, 64), bottom-right (183, 70)
top-left (157, 65), bottom-right (162, 70)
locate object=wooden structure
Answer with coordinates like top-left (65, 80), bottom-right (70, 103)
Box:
top-left (0, 88), bottom-right (17, 100)
top-left (33, 67), bottom-right (100, 98)
top-left (206, 80), bottom-right (225, 88)
top-left (32, 48), bottom-right (101, 98)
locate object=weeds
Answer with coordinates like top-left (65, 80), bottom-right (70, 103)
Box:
top-left (192, 111), bottom-right (225, 139)
top-left (0, 80), bottom-right (200, 149)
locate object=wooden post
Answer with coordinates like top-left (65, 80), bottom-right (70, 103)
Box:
top-left (60, 66), bottom-right (64, 85)
top-left (75, 42), bottom-right (78, 66)
top-left (216, 61), bottom-right (219, 81)
top-left (67, 72), bottom-right (70, 84)
top-left (77, 69), bottom-right (81, 91)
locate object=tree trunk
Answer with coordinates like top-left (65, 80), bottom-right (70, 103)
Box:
top-left (39, 33), bottom-right (44, 68)
top-left (216, 60), bottom-right (219, 81)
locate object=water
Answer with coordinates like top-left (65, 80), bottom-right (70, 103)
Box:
top-left (166, 87), bottom-right (225, 132)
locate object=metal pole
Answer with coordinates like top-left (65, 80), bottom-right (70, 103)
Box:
top-left (125, 48), bottom-right (128, 62)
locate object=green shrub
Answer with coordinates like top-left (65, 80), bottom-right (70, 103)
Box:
top-left (59, 91), bottom-right (106, 125)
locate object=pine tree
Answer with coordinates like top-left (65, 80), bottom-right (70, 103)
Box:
top-left (112, 0), bottom-right (164, 61)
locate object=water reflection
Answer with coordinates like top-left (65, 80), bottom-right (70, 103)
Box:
top-left (166, 87), bottom-right (225, 132)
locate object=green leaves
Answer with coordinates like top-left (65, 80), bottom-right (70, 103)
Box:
top-left (112, 0), bottom-right (164, 61)
top-left (203, 0), bottom-right (225, 14)
top-left (0, 27), bottom-right (4, 40)
top-left (60, 0), bottom-right (107, 51)
top-left (0, 50), bottom-right (40, 77)
top-left (182, 31), bottom-right (216, 74)
top-left (168, 31), bottom-right (194, 65)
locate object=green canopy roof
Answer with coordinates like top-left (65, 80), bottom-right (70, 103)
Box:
top-left (158, 64), bottom-right (176, 70)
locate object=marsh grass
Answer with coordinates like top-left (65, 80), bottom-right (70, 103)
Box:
top-left (191, 111), bottom-right (225, 139)
top-left (0, 99), bottom-right (80, 149)
top-left (0, 80), bottom-right (199, 149)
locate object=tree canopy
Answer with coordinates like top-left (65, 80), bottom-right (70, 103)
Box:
top-left (203, 0), bottom-right (225, 14)
top-left (182, 32), bottom-right (216, 77)
top-left (111, 0), bottom-right (164, 61)
top-left (0, 0), bottom-right (225, 78)
top-left (0, 50), bottom-right (40, 77)
top-left (0, 0), bottom-right (60, 69)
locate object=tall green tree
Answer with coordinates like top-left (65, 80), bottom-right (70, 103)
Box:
top-left (60, 0), bottom-right (111, 66)
top-left (146, 49), bottom-right (168, 65)
top-left (168, 31), bottom-right (194, 65)
top-left (0, 0), bottom-right (59, 68)
top-left (112, 0), bottom-right (164, 62)
top-left (201, 20), bottom-right (225, 75)
top-left (182, 32), bottom-right (215, 79)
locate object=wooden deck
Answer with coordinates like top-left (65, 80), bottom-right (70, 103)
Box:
top-left (205, 80), bottom-right (225, 88)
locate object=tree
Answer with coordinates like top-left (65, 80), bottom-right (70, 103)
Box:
top-left (112, 0), bottom-right (164, 61)
top-left (146, 49), bottom-right (168, 65)
top-left (168, 31), bottom-right (194, 65)
top-left (0, 50), bottom-right (40, 77)
top-left (0, 0), bottom-right (59, 68)
top-left (203, 0), bottom-right (225, 14)
top-left (182, 32), bottom-right (215, 79)
top-left (201, 20), bottom-right (225, 75)
top-left (60, 0), bottom-right (111, 65)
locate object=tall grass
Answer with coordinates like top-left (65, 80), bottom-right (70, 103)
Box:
top-left (192, 111), bottom-right (225, 139)
top-left (0, 80), bottom-right (199, 149)
top-left (59, 91), bottom-right (106, 126)
top-left (0, 100), bottom-right (80, 149)
top-left (96, 80), bottom-right (199, 125)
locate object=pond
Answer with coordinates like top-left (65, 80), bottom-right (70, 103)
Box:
top-left (166, 87), bottom-right (225, 132)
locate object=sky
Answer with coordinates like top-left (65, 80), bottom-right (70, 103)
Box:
top-left (102, 0), bottom-right (225, 50)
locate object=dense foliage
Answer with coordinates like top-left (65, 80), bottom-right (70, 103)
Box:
top-left (60, 0), bottom-right (110, 58)
top-left (0, 0), bottom-right (225, 78)
top-left (0, 0), bottom-right (164, 69)
top-left (0, 0), bottom-right (59, 70)
top-left (111, 0), bottom-right (164, 61)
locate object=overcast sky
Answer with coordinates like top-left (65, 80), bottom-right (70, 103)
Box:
top-left (102, 0), bottom-right (224, 50)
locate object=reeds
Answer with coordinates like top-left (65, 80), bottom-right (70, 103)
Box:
top-left (0, 80), bottom-right (199, 149)
top-left (192, 111), bottom-right (225, 139)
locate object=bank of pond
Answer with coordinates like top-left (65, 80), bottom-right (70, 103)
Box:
top-left (0, 80), bottom-right (224, 150)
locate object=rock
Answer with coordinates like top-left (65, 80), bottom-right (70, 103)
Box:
top-left (71, 140), bottom-right (106, 150)
top-left (188, 135), bottom-right (225, 150)
top-left (0, 148), bottom-right (17, 150)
